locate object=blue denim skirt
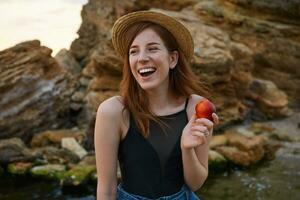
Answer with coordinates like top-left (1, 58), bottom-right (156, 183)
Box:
top-left (117, 184), bottom-right (200, 200)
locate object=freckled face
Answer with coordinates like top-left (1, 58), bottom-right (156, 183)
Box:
top-left (129, 28), bottom-right (178, 91)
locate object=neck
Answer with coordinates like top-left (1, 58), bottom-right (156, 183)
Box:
top-left (145, 78), bottom-right (170, 109)
top-left (146, 88), bottom-right (183, 116)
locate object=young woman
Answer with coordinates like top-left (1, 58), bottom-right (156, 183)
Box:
top-left (94, 10), bottom-right (219, 200)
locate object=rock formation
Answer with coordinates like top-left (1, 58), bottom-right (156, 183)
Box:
top-left (0, 0), bottom-right (299, 142)
top-left (0, 40), bottom-right (76, 141)
top-left (69, 0), bottom-right (299, 133)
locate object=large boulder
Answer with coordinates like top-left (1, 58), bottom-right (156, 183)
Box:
top-left (215, 146), bottom-right (251, 166)
top-left (248, 78), bottom-right (292, 118)
top-left (0, 40), bottom-right (76, 141)
top-left (213, 127), bottom-right (269, 166)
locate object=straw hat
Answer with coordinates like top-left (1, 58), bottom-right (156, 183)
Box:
top-left (112, 10), bottom-right (194, 61)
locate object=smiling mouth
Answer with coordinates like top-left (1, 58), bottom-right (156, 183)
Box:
top-left (138, 67), bottom-right (156, 77)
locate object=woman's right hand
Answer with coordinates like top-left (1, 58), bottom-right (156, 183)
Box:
top-left (180, 114), bottom-right (214, 150)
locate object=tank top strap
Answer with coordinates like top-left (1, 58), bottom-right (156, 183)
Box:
top-left (129, 112), bottom-right (136, 128)
top-left (184, 97), bottom-right (189, 109)
top-left (129, 112), bottom-right (140, 132)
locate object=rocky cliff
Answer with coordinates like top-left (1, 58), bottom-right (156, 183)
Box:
top-left (0, 0), bottom-right (299, 141)
top-left (0, 41), bottom-right (77, 141)
top-left (70, 0), bottom-right (299, 126)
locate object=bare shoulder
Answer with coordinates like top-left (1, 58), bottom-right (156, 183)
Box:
top-left (96, 96), bottom-right (129, 135)
top-left (97, 95), bottom-right (124, 117)
top-left (186, 94), bottom-right (205, 119)
top-left (190, 94), bottom-right (205, 104)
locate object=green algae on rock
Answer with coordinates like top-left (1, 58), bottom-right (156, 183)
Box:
top-left (60, 165), bottom-right (96, 186)
top-left (30, 164), bottom-right (66, 181)
top-left (209, 150), bottom-right (228, 171)
top-left (7, 162), bottom-right (33, 175)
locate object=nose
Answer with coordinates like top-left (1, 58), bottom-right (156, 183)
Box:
top-left (138, 50), bottom-right (149, 64)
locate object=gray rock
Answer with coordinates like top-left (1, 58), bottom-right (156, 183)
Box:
top-left (0, 138), bottom-right (37, 164)
top-left (61, 137), bottom-right (87, 159)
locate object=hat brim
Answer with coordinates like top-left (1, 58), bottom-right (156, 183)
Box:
top-left (112, 10), bottom-right (194, 61)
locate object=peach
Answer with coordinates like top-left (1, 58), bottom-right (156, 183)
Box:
top-left (195, 99), bottom-right (216, 121)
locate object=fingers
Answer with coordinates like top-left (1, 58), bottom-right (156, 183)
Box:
top-left (191, 125), bottom-right (209, 134)
top-left (191, 129), bottom-right (210, 137)
top-left (191, 125), bottom-right (210, 138)
top-left (195, 117), bottom-right (213, 126)
top-left (194, 118), bottom-right (213, 131)
top-left (192, 130), bottom-right (209, 138)
top-left (192, 116), bottom-right (215, 138)
top-left (212, 113), bottom-right (219, 125)
top-left (183, 113), bottom-right (219, 148)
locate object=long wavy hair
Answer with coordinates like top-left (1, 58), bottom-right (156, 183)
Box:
top-left (119, 22), bottom-right (209, 137)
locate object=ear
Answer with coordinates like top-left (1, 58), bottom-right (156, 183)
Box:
top-left (169, 50), bottom-right (179, 69)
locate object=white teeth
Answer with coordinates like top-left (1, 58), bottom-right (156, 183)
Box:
top-left (138, 67), bottom-right (156, 74)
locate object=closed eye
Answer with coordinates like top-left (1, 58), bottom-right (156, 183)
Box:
top-left (129, 49), bottom-right (138, 55)
top-left (148, 47), bottom-right (158, 52)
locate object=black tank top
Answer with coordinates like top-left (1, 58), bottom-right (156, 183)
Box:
top-left (118, 99), bottom-right (189, 199)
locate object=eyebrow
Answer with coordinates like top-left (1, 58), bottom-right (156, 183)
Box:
top-left (130, 42), bottom-right (161, 49)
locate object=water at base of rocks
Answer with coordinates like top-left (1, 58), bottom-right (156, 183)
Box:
top-left (1, 151), bottom-right (299, 200)
top-left (199, 157), bottom-right (299, 200)
top-left (1, 113), bottom-right (299, 200)
top-left (0, 176), bottom-right (95, 200)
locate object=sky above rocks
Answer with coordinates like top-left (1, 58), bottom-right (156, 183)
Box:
top-left (0, 0), bottom-right (88, 55)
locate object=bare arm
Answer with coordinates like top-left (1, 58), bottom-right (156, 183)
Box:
top-left (181, 95), bottom-right (218, 191)
top-left (94, 97), bottom-right (124, 200)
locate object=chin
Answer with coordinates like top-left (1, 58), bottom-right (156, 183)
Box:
top-left (138, 82), bottom-right (158, 91)
top-left (139, 85), bottom-right (155, 91)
